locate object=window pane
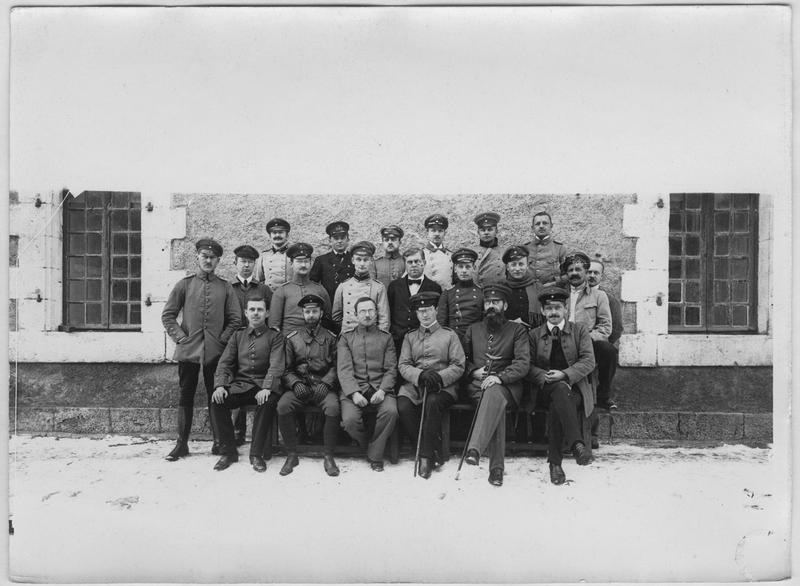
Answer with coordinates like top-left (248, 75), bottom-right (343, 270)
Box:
top-left (131, 257), bottom-right (141, 278)
top-left (731, 306), bottom-right (749, 326)
top-left (69, 234), bottom-right (85, 254)
top-left (714, 194), bottom-right (731, 209)
top-left (685, 259), bottom-right (700, 279)
top-left (713, 281), bottom-right (729, 302)
top-left (130, 279), bottom-right (141, 299)
top-left (686, 213), bottom-right (700, 232)
top-left (111, 211), bottom-right (127, 230)
top-left (733, 194), bottom-right (751, 209)
top-left (733, 212), bottom-right (749, 232)
top-left (87, 211), bottom-right (102, 231)
top-left (685, 236), bottom-right (700, 256)
top-left (670, 194), bottom-right (683, 210)
top-left (130, 304), bottom-right (141, 325)
top-left (731, 281), bottom-right (749, 303)
top-left (111, 303), bottom-right (128, 324)
top-left (87, 192), bottom-right (104, 208)
top-left (668, 282), bottom-right (681, 302)
top-left (731, 259), bottom-right (749, 279)
top-left (86, 280), bottom-right (102, 301)
top-left (130, 212), bottom-right (141, 231)
top-left (669, 237), bottom-right (682, 256)
top-left (685, 281), bottom-right (700, 302)
top-left (714, 236), bottom-right (728, 255)
top-left (668, 304), bottom-right (682, 325)
top-left (731, 236), bottom-right (749, 256)
top-left (686, 194), bottom-right (702, 209)
top-left (111, 193), bottom-right (128, 208)
top-left (68, 280), bottom-right (85, 301)
top-left (69, 211), bottom-right (85, 231)
top-left (86, 256), bottom-right (102, 277)
top-left (685, 306), bottom-right (701, 325)
top-left (669, 259), bottom-right (681, 279)
top-left (130, 235), bottom-right (141, 254)
top-left (714, 259), bottom-right (728, 279)
top-left (112, 280), bottom-right (128, 301)
top-left (714, 212), bottom-right (730, 231)
top-left (113, 233), bottom-right (128, 254)
top-left (712, 305), bottom-right (729, 326)
top-left (87, 233), bottom-right (102, 254)
top-left (129, 193), bottom-right (141, 206)
top-left (669, 213), bottom-right (683, 231)
top-left (86, 304), bottom-right (102, 324)
top-left (68, 303), bottom-right (85, 326)
top-left (112, 257), bottom-right (128, 277)
top-left (69, 257), bottom-right (85, 278)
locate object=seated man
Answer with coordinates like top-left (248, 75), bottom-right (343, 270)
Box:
top-left (528, 285), bottom-right (595, 485)
top-left (397, 292), bottom-right (465, 479)
top-left (277, 294), bottom-right (340, 477)
top-left (210, 295), bottom-right (285, 472)
top-left (337, 297), bottom-right (399, 471)
top-left (463, 284), bottom-right (530, 487)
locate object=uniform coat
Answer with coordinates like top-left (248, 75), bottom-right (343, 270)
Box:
top-left (255, 244), bottom-right (293, 292)
top-left (310, 250), bottom-right (355, 302)
top-left (282, 324), bottom-right (338, 389)
top-left (528, 320), bottom-right (596, 417)
top-left (213, 324), bottom-right (286, 395)
top-left (569, 284), bottom-right (612, 341)
top-left (398, 322), bottom-right (466, 403)
top-left (332, 276), bottom-right (390, 333)
top-left (422, 243), bottom-right (453, 290)
top-left (436, 280), bottom-right (483, 342)
top-left (463, 318), bottom-right (530, 406)
top-left (337, 325), bottom-right (397, 397)
top-left (162, 271), bottom-right (242, 364)
top-left (387, 275), bottom-right (442, 352)
top-left (268, 278), bottom-right (332, 335)
top-left (230, 277), bottom-right (273, 325)
top-left (473, 243), bottom-right (507, 287)
top-left (523, 236), bottom-right (567, 286)
top-left (370, 252), bottom-right (405, 289)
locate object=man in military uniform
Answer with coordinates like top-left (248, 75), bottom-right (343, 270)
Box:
top-left (370, 225), bottom-right (405, 288)
top-left (503, 245), bottom-right (543, 328)
top-left (422, 213), bottom-right (453, 290)
top-left (523, 211), bottom-right (567, 287)
top-left (397, 292), bottom-right (465, 479)
top-left (161, 238), bottom-right (242, 461)
top-left (255, 218), bottom-right (293, 291)
top-left (463, 284), bottom-right (530, 486)
top-left (587, 259), bottom-right (622, 411)
top-left (527, 285), bottom-right (595, 485)
top-left (436, 248), bottom-right (483, 349)
top-left (230, 244), bottom-right (273, 446)
top-left (277, 294), bottom-right (340, 477)
top-left (338, 297), bottom-right (399, 471)
top-left (333, 241), bottom-right (390, 333)
top-left (310, 221), bottom-right (355, 312)
top-left (269, 243), bottom-right (332, 335)
top-left (387, 248), bottom-right (442, 355)
top-left (472, 212), bottom-right (507, 287)
top-left (209, 295), bottom-right (285, 471)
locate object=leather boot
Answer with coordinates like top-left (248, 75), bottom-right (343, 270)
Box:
top-left (165, 407), bottom-right (193, 461)
top-left (323, 454), bottom-right (339, 477)
top-left (418, 457), bottom-right (432, 479)
top-left (280, 454), bottom-right (300, 476)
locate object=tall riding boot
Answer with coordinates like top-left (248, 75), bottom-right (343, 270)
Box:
top-left (165, 406), bottom-right (193, 461)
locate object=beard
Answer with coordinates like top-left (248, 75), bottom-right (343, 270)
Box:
top-left (485, 308), bottom-right (505, 329)
top-left (304, 317), bottom-right (320, 329)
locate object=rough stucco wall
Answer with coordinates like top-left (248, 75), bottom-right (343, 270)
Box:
top-left (170, 193), bottom-right (637, 328)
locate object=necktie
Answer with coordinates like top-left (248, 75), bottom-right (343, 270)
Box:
top-left (551, 326), bottom-right (561, 348)
top-left (408, 279), bottom-right (421, 285)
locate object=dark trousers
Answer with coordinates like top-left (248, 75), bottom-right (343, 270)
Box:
top-left (592, 340), bottom-right (619, 404)
top-left (277, 390), bottom-right (341, 455)
top-left (397, 392), bottom-right (455, 460)
top-left (177, 360), bottom-right (218, 407)
top-left (540, 381), bottom-right (582, 465)
top-left (210, 389), bottom-right (279, 457)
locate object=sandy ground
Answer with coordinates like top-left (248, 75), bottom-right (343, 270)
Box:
top-left (7, 435), bottom-right (790, 584)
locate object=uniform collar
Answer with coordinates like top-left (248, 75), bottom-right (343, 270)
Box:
top-left (479, 239), bottom-right (498, 249)
top-left (456, 279), bottom-right (475, 288)
top-left (237, 275), bottom-right (252, 286)
top-left (272, 242), bottom-right (289, 253)
top-left (355, 324), bottom-right (377, 334)
top-left (302, 323), bottom-right (323, 342)
top-left (384, 250), bottom-right (401, 260)
top-left (196, 270), bottom-right (217, 281)
top-left (533, 235), bottom-right (552, 245)
top-left (425, 242), bottom-right (445, 252)
top-left (420, 321), bottom-right (441, 335)
top-left (247, 323), bottom-right (268, 336)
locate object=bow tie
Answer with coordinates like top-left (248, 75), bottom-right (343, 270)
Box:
top-left (408, 279), bottom-right (422, 285)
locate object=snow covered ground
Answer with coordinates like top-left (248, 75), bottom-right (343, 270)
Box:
top-left (7, 435), bottom-right (790, 583)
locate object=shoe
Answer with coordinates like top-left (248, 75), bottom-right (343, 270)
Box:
top-left (488, 468), bottom-right (503, 486)
top-left (279, 455), bottom-right (300, 476)
top-left (591, 437), bottom-right (600, 450)
top-left (235, 435), bottom-right (246, 447)
top-left (369, 460), bottom-right (384, 472)
top-left (598, 399), bottom-right (618, 411)
top-left (549, 463), bottom-right (566, 485)
top-left (418, 458), bottom-right (432, 479)
top-left (249, 455), bottom-right (266, 473)
top-left (211, 442), bottom-right (221, 456)
top-left (465, 449), bottom-right (480, 466)
top-left (323, 455), bottom-right (340, 477)
top-left (165, 441), bottom-right (188, 461)
top-left (213, 454), bottom-right (238, 471)
top-left (572, 441), bottom-right (591, 466)
top-left (432, 450), bottom-right (444, 469)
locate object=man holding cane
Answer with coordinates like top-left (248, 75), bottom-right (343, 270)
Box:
top-left (397, 292), bottom-right (465, 479)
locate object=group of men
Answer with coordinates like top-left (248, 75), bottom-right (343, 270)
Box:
top-left (161, 210), bottom-right (623, 486)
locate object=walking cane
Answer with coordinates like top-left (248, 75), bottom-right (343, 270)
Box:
top-left (455, 353), bottom-right (502, 480)
top-left (413, 381), bottom-right (429, 478)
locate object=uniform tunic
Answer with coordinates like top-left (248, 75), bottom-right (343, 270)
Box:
top-left (162, 271), bottom-right (242, 364)
top-left (463, 318), bottom-right (530, 406)
top-left (268, 277), bottom-right (332, 335)
top-left (370, 252), bottom-right (405, 289)
top-left (337, 325), bottom-right (397, 397)
top-left (397, 322), bottom-right (466, 403)
top-left (569, 284), bottom-right (612, 341)
top-left (436, 280), bottom-right (483, 341)
top-left (310, 250), bottom-right (355, 301)
top-left (387, 276), bottom-right (443, 353)
top-left (422, 243), bottom-right (453, 291)
top-left (282, 324), bottom-right (338, 389)
top-left (523, 236), bottom-right (567, 286)
top-left (332, 275), bottom-right (390, 333)
top-left (255, 244), bottom-right (293, 292)
top-left (230, 277), bottom-right (273, 325)
top-left (473, 242), bottom-right (507, 287)
top-left (213, 324), bottom-right (286, 394)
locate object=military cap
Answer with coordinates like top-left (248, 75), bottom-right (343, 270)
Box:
top-left (326, 221), bottom-right (350, 236)
top-left (424, 214), bottom-right (449, 230)
top-left (380, 225), bottom-right (404, 239)
top-left (410, 291), bottom-right (441, 311)
top-left (537, 284), bottom-right (569, 305)
top-left (233, 244), bottom-right (259, 260)
top-left (297, 294), bottom-right (326, 308)
top-left (451, 247), bottom-right (479, 264)
top-left (350, 240), bottom-right (376, 257)
top-left (502, 245), bottom-right (530, 264)
top-left (482, 283), bottom-right (512, 302)
top-left (265, 218), bottom-right (291, 232)
top-left (195, 238), bottom-right (223, 257)
top-left (474, 211), bottom-right (500, 228)
top-left (287, 242), bottom-right (314, 260)
top-left (561, 251), bottom-right (591, 274)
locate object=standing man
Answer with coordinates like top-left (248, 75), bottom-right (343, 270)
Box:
top-left (161, 238), bottom-right (242, 461)
top-left (310, 221), bottom-right (355, 309)
top-left (472, 212), bottom-right (506, 287)
top-left (463, 284), bottom-right (530, 486)
top-left (255, 218), bottom-right (293, 292)
top-left (338, 297), bottom-right (399, 471)
top-left (503, 245), bottom-right (543, 328)
top-left (528, 285), bottom-right (595, 485)
top-left (397, 292), bottom-right (465, 479)
top-left (437, 248), bottom-right (483, 349)
top-left (587, 259), bottom-right (622, 410)
top-left (370, 225), bottom-right (405, 288)
top-left (230, 244), bottom-right (273, 446)
top-left (524, 211), bottom-right (567, 287)
top-left (422, 214), bottom-right (453, 291)
top-left (269, 243), bottom-right (331, 335)
top-left (387, 248), bottom-right (442, 355)
top-left (277, 294), bottom-right (341, 477)
top-left (209, 295), bottom-right (285, 471)
top-left (333, 241), bottom-right (390, 333)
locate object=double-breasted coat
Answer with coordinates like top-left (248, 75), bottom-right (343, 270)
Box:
top-left (397, 322), bottom-right (466, 404)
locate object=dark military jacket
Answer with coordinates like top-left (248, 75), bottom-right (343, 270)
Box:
top-left (282, 324), bottom-right (338, 389)
top-left (213, 323), bottom-right (285, 395)
top-left (436, 280), bottom-right (483, 341)
top-left (230, 277), bottom-right (273, 325)
top-left (464, 317), bottom-right (530, 406)
top-left (310, 250), bottom-right (355, 301)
